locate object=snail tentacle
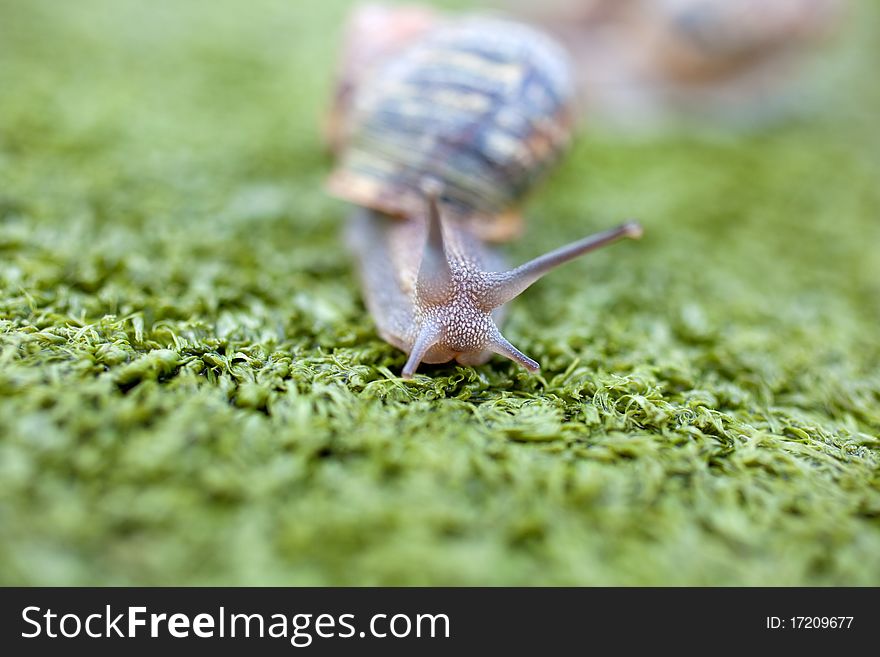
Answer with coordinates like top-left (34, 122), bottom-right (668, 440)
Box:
top-left (487, 329), bottom-right (540, 373)
top-left (480, 221), bottom-right (643, 310)
top-left (402, 321), bottom-right (443, 379)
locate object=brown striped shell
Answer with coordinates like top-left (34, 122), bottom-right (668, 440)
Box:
top-left (327, 17), bottom-right (576, 242)
top-left (324, 4), bottom-right (441, 155)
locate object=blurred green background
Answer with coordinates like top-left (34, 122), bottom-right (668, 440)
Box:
top-left (0, 0), bottom-right (878, 585)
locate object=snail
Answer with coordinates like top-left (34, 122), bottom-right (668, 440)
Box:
top-left (326, 14), bottom-right (642, 378)
top-left (504, 0), bottom-right (847, 125)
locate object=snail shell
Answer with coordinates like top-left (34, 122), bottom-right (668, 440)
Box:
top-left (327, 16), bottom-right (575, 242)
top-left (327, 14), bottom-right (641, 378)
top-left (324, 3), bottom-right (440, 155)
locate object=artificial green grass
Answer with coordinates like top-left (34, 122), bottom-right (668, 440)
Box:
top-left (1, 0), bottom-right (878, 586)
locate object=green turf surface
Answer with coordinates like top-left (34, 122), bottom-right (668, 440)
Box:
top-left (1, 0), bottom-right (878, 585)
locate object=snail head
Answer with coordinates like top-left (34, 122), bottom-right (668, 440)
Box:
top-left (402, 188), bottom-right (642, 378)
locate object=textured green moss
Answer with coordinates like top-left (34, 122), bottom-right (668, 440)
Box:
top-left (1, 0), bottom-right (878, 585)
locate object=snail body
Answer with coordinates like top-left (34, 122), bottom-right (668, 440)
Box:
top-left (328, 15), bottom-right (641, 378)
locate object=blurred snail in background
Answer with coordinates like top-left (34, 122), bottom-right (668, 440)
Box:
top-left (503, 0), bottom-right (847, 125)
top-left (325, 9), bottom-right (641, 378)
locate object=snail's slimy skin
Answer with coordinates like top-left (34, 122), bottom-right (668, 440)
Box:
top-left (347, 195), bottom-right (642, 378)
